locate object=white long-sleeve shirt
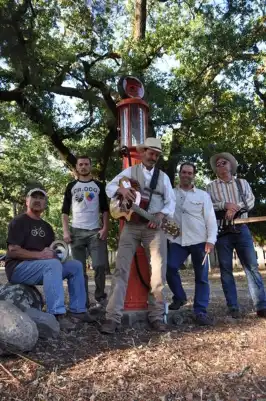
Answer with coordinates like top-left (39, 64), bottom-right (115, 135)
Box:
top-left (168, 186), bottom-right (217, 246)
top-left (106, 164), bottom-right (176, 217)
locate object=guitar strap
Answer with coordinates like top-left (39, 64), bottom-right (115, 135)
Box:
top-left (146, 167), bottom-right (160, 210)
top-left (235, 178), bottom-right (248, 211)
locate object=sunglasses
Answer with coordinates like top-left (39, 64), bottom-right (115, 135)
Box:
top-left (216, 160), bottom-right (228, 167)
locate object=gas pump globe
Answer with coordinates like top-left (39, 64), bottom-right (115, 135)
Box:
top-left (117, 76), bottom-right (151, 310)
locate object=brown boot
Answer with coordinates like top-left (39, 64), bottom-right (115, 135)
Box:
top-left (150, 320), bottom-right (169, 332)
top-left (68, 312), bottom-right (96, 323)
top-left (257, 309), bottom-right (266, 318)
top-left (55, 314), bottom-right (76, 331)
top-left (100, 319), bottom-right (120, 334)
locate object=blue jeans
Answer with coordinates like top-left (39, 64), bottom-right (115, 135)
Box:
top-left (167, 242), bottom-right (209, 314)
top-left (10, 258), bottom-right (87, 315)
top-left (215, 225), bottom-right (266, 311)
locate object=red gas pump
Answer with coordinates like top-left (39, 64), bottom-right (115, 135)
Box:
top-left (117, 76), bottom-right (150, 310)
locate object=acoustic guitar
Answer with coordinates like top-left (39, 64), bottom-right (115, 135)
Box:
top-left (110, 177), bottom-right (180, 239)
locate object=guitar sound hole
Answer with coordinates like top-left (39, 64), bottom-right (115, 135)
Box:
top-left (126, 200), bottom-right (133, 210)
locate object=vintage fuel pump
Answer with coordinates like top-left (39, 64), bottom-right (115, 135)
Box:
top-left (116, 76), bottom-right (150, 310)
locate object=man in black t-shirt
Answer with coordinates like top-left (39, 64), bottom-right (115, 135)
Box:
top-left (62, 156), bottom-right (109, 307)
top-left (6, 188), bottom-right (94, 330)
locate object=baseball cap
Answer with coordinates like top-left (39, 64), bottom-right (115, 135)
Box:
top-left (27, 188), bottom-right (47, 197)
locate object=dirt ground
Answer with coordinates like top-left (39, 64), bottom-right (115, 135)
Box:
top-left (1, 268), bottom-right (266, 401)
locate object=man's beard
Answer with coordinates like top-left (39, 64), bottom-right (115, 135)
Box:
top-left (182, 179), bottom-right (193, 185)
top-left (31, 206), bottom-right (43, 213)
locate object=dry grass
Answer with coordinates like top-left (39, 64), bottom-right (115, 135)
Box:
top-left (1, 269), bottom-right (266, 401)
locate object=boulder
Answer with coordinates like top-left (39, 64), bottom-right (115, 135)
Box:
top-left (0, 301), bottom-right (39, 352)
top-left (0, 283), bottom-right (43, 311)
top-left (25, 308), bottom-right (60, 339)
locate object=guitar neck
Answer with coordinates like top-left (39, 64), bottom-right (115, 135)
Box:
top-left (234, 216), bottom-right (266, 225)
top-left (131, 204), bottom-right (154, 222)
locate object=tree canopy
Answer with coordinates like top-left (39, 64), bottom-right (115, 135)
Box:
top-left (0, 0), bottom-right (265, 245)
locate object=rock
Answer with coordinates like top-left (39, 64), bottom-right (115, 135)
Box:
top-left (0, 301), bottom-right (39, 352)
top-left (25, 308), bottom-right (60, 339)
top-left (0, 283), bottom-right (44, 311)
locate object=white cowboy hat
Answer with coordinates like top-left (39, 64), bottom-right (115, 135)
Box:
top-left (210, 152), bottom-right (238, 175)
top-left (136, 137), bottom-right (162, 153)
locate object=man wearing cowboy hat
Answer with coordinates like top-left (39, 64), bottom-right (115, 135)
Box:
top-left (101, 137), bottom-right (175, 334)
top-left (206, 153), bottom-right (266, 319)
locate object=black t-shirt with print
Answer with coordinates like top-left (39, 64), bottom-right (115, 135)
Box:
top-left (5, 213), bottom-right (55, 281)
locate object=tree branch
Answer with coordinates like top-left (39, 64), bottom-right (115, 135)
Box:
top-left (98, 126), bottom-right (118, 181)
top-left (14, 94), bottom-right (77, 168)
top-left (82, 61), bottom-right (117, 118)
top-left (254, 79), bottom-right (266, 108)
top-left (166, 130), bottom-right (183, 185)
top-left (50, 85), bottom-right (102, 104)
top-left (64, 114), bottom-right (94, 139)
top-left (0, 89), bottom-right (22, 102)
top-left (53, 63), bottom-right (72, 87)
top-left (81, 51), bottom-right (121, 70)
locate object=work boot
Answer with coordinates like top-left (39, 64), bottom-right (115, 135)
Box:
top-left (228, 308), bottom-right (241, 319)
top-left (91, 297), bottom-right (108, 311)
top-left (257, 309), bottom-right (266, 318)
top-left (100, 319), bottom-right (120, 334)
top-left (169, 300), bottom-right (187, 310)
top-left (68, 312), bottom-right (96, 323)
top-left (98, 297), bottom-right (108, 308)
top-left (149, 320), bottom-right (169, 332)
top-left (55, 314), bottom-right (76, 330)
top-left (195, 312), bottom-right (214, 326)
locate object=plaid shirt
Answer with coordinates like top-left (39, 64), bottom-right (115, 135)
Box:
top-left (206, 177), bottom-right (255, 219)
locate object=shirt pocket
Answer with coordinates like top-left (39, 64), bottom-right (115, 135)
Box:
top-left (188, 200), bottom-right (204, 213)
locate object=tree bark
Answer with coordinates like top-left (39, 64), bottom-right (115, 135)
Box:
top-left (134, 0), bottom-right (147, 40)
top-left (166, 130), bottom-right (183, 185)
top-left (98, 125), bottom-right (118, 181)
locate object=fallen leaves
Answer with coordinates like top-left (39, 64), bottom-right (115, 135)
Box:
top-left (1, 270), bottom-right (266, 400)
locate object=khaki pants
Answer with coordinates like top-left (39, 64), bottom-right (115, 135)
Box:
top-left (106, 222), bottom-right (167, 323)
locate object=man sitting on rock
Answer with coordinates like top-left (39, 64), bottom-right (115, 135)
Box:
top-left (5, 187), bottom-right (94, 330)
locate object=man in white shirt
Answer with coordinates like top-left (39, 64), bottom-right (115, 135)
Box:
top-left (167, 162), bottom-right (217, 325)
top-left (100, 138), bottom-right (176, 334)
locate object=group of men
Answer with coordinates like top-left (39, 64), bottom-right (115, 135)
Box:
top-left (4, 137), bottom-right (266, 333)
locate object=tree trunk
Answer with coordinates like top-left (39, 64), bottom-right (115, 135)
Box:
top-left (134, 0), bottom-right (147, 40)
top-left (12, 202), bottom-right (17, 217)
top-left (166, 131), bottom-right (183, 185)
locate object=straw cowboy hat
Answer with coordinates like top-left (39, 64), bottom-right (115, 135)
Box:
top-left (136, 137), bottom-right (162, 153)
top-left (210, 152), bottom-right (238, 175)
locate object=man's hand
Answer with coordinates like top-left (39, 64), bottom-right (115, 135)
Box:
top-left (63, 230), bottom-right (72, 244)
top-left (148, 212), bottom-right (164, 229)
top-left (118, 187), bottom-right (136, 203)
top-left (98, 227), bottom-right (108, 240)
top-left (225, 209), bottom-right (236, 221)
top-left (39, 247), bottom-right (55, 260)
top-left (225, 202), bottom-right (239, 212)
top-left (205, 242), bottom-right (214, 254)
